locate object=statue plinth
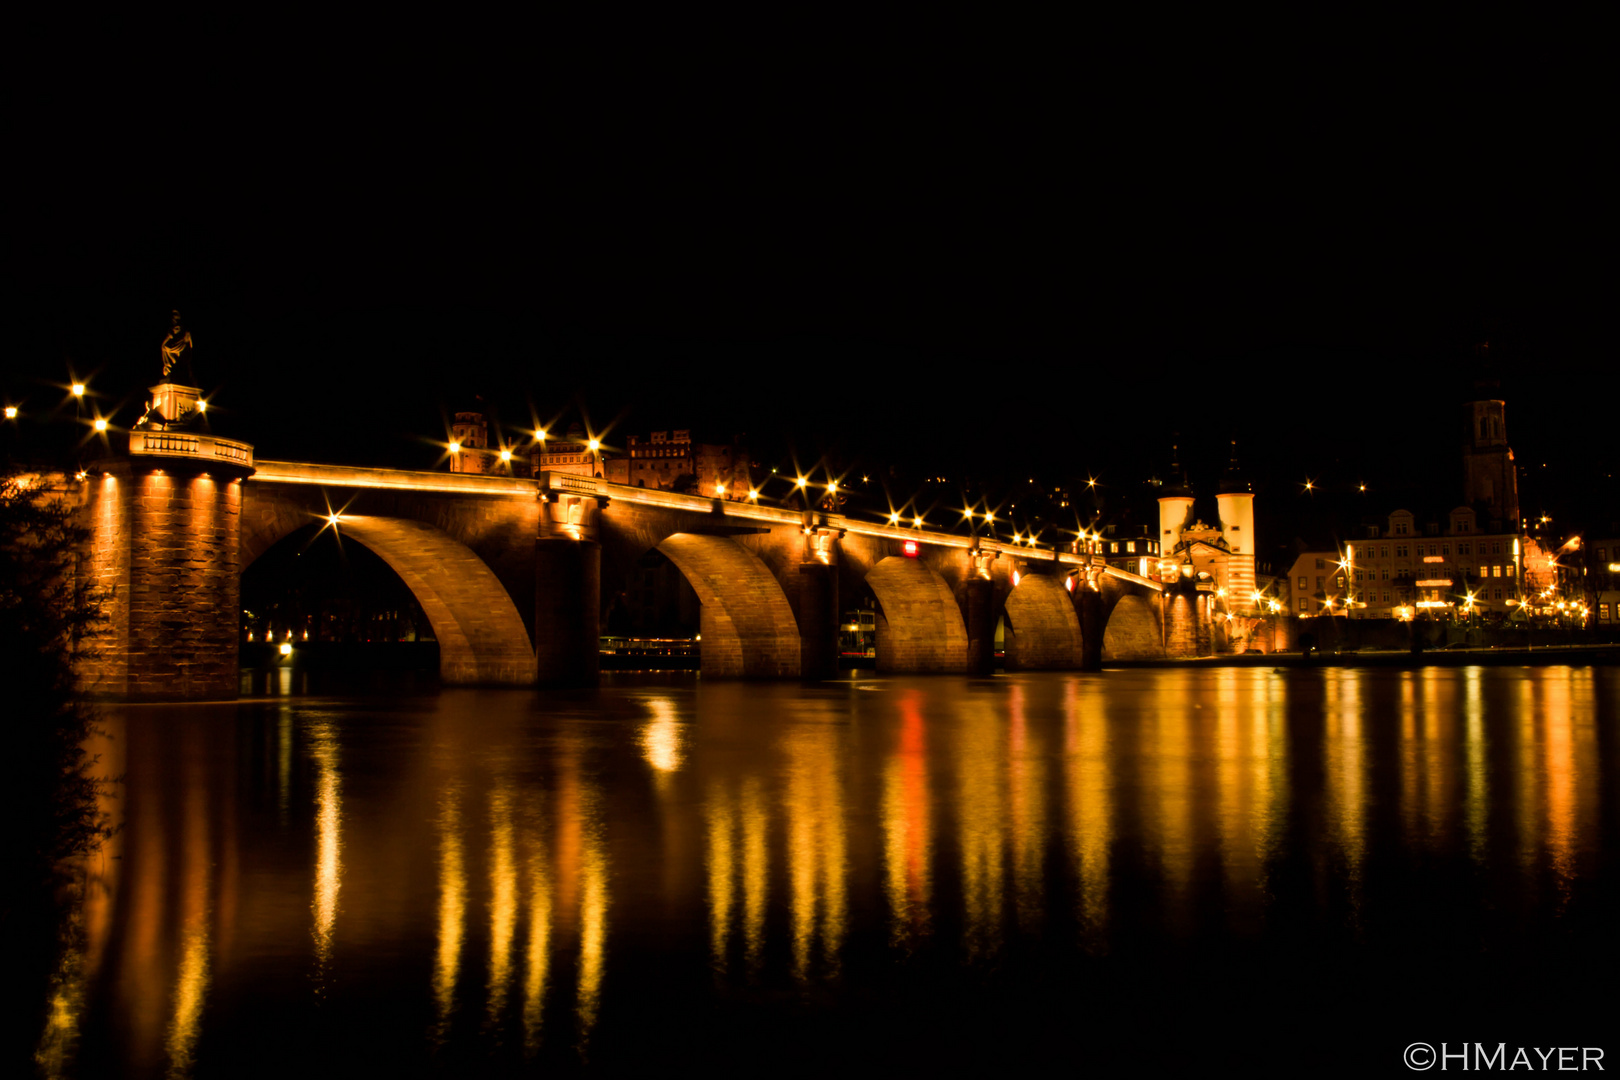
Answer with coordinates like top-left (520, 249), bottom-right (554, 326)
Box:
top-left (146, 382), bottom-right (203, 426)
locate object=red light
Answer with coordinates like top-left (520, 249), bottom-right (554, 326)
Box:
top-left (1066, 576), bottom-right (1075, 592)
top-left (903, 540), bottom-right (919, 557)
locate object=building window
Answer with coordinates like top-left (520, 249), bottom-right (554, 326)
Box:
top-left (1299, 576), bottom-right (1308, 589)
top-left (1396, 544), bottom-right (1408, 558)
top-left (1316, 576), bottom-right (1324, 590)
top-left (1336, 575), bottom-right (1345, 587)
top-left (1492, 565), bottom-right (1501, 577)
top-left (1316, 558), bottom-right (1326, 569)
top-left (1381, 569), bottom-right (1389, 580)
top-left (1492, 541), bottom-right (1501, 555)
top-left (1602, 603), bottom-right (1611, 621)
top-left (1395, 523), bottom-right (1408, 535)
top-left (1126, 541), bottom-right (1136, 553)
top-left (1442, 543), bottom-right (1450, 556)
top-left (1299, 598), bottom-right (1309, 613)
top-left (1459, 542), bottom-right (1470, 555)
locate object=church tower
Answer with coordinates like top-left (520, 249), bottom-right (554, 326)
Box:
top-left (1462, 387), bottom-right (1519, 532)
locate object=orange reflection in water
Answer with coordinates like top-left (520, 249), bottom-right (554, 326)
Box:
top-left (1150, 677), bottom-right (1194, 906)
top-left (1322, 669), bottom-right (1366, 876)
top-left (883, 689), bottom-right (932, 946)
top-left (956, 698), bottom-right (1005, 958)
top-left (705, 778), bottom-right (737, 970)
top-left (740, 776), bottom-right (769, 971)
top-left (166, 751), bottom-right (213, 1078)
top-left (522, 799), bottom-right (552, 1056)
top-left (432, 785), bottom-right (466, 1043)
top-left (1007, 683), bottom-right (1047, 930)
top-left (784, 719), bottom-right (846, 980)
top-left (487, 779), bottom-right (517, 1026)
top-left (1064, 678), bottom-right (1111, 938)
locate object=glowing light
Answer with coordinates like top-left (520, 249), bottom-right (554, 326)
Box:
top-left (984, 512), bottom-right (995, 523)
top-left (827, 481), bottom-right (838, 493)
top-left (279, 642), bottom-right (293, 656)
top-left (3, 406), bottom-right (15, 418)
top-left (327, 513), bottom-right (341, 526)
top-left (536, 429), bottom-right (547, 440)
top-left (449, 441), bottom-right (462, 453)
top-left (587, 438), bottom-right (600, 452)
top-left (889, 512), bottom-right (901, 524)
top-left (962, 509), bottom-right (973, 518)
top-left (913, 516), bottom-right (923, 528)
top-left (71, 383), bottom-right (85, 397)
top-left (748, 489), bottom-right (759, 501)
top-left (1087, 477), bottom-right (1096, 488)
top-left (1012, 570), bottom-right (1021, 586)
top-left (75, 470), bottom-right (87, 481)
top-left (500, 449), bottom-right (513, 462)
top-left (1358, 483), bottom-right (1365, 491)
top-left (715, 482), bottom-right (726, 495)
top-left (1304, 480), bottom-right (1313, 491)
top-left (1065, 575), bottom-right (1075, 592)
top-left (1251, 591), bottom-right (1263, 603)
top-left (93, 418), bottom-right (108, 432)
top-left (196, 399), bottom-right (207, 413)
top-left (795, 476), bottom-right (807, 488)
top-left (902, 540), bottom-right (919, 558)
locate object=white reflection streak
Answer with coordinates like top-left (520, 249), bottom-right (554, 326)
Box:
top-left (1464, 667), bottom-right (1488, 863)
top-left (640, 698), bottom-right (683, 775)
top-left (310, 721), bottom-right (342, 986)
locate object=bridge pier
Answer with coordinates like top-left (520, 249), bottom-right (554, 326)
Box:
top-left (963, 575), bottom-right (996, 676)
top-left (79, 449), bottom-right (253, 701)
top-left (798, 560), bottom-right (839, 681)
top-left (534, 481), bottom-right (605, 688)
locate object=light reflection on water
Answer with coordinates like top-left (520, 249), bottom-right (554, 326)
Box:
top-left (44, 666), bottom-right (1620, 1075)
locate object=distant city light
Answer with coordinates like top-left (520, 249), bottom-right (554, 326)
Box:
top-left (197, 399), bottom-right (207, 413)
top-left (747, 489), bottom-right (759, 501)
top-left (1304, 480), bottom-right (1314, 491)
top-left (889, 512), bottom-right (901, 524)
top-left (449, 441), bottom-right (462, 453)
top-left (327, 513), bottom-right (341, 525)
top-left (93, 418), bottom-right (108, 432)
top-left (795, 476), bottom-right (807, 488)
top-left (827, 480), bottom-right (838, 493)
top-left (3, 406), bottom-right (15, 418)
top-left (499, 449), bottom-right (513, 462)
top-left (279, 642), bottom-right (293, 656)
top-left (913, 516), bottom-right (923, 527)
top-left (536, 429), bottom-right (547, 440)
top-left (587, 438), bottom-right (600, 452)
top-left (72, 383), bottom-right (85, 397)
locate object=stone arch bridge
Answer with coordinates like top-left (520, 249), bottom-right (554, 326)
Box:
top-left (76, 438), bottom-right (1208, 701)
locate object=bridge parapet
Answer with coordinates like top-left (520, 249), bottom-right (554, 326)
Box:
top-left (130, 429), bottom-right (255, 471)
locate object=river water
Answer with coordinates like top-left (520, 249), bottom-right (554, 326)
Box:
top-left (38, 666), bottom-right (1620, 1076)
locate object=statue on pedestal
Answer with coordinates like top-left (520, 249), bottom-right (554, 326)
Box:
top-left (160, 310), bottom-right (195, 384)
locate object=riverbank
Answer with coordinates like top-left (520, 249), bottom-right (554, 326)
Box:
top-left (1108, 643), bottom-right (1620, 669)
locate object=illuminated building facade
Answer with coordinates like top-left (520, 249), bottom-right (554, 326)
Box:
top-left (1156, 444), bottom-right (1259, 615)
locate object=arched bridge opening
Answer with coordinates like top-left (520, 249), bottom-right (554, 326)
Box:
top-left (242, 513), bottom-right (536, 685)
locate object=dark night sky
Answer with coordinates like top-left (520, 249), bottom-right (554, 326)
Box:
top-left (8, 16), bottom-right (1613, 556)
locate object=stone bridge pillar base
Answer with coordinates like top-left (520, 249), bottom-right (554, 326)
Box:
top-left (963, 577), bottom-right (996, 676)
top-left (1076, 587), bottom-right (1104, 671)
top-left (798, 561), bottom-right (839, 681)
top-left (78, 459), bottom-right (250, 702)
top-left (535, 537), bottom-right (600, 686)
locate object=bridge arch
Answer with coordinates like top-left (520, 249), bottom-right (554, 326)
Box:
top-left (865, 555), bottom-right (969, 673)
top-left (248, 514), bottom-right (536, 685)
top-left (1101, 592), bottom-right (1164, 660)
top-left (1001, 573), bottom-right (1084, 669)
top-left (655, 533), bottom-right (800, 678)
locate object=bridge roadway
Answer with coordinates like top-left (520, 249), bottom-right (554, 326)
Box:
top-left (78, 447), bottom-right (1206, 701)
